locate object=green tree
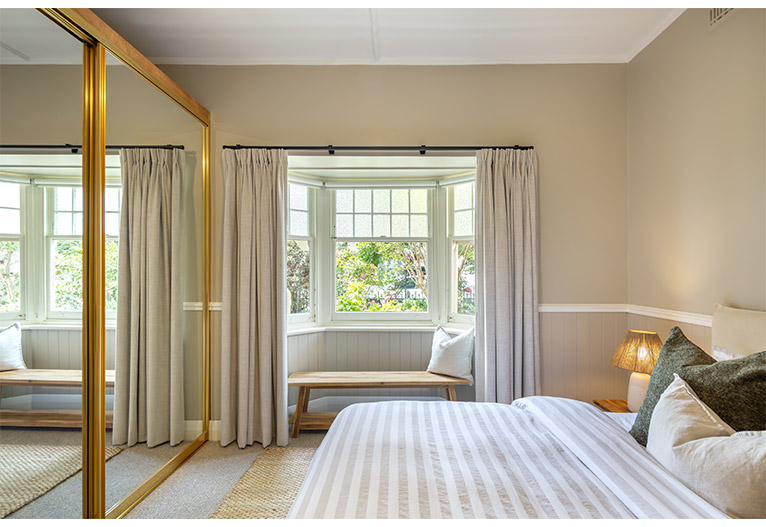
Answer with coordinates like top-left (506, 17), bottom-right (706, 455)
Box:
top-left (456, 242), bottom-right (475, 315)
top-left (0, 241), bottom-right (20, 311)
top-left (287, 240), bottom-right (310, 313)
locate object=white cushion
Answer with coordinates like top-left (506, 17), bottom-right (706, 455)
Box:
top-left (711, 304), bottom-right (766, 361)
top-left (647, 374), bottom-right (766, 519)
top-left (426, 326), bottom-right (474, 384)
top-left (0, 323), bottom-right (27, 371)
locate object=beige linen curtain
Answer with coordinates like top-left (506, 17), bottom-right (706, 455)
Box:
top-left (220, 148), bottom-right (288, 448)
top-left (475, 148), bottom-right (540, 404)
top-left (113, 148), bottom-right (185, 447)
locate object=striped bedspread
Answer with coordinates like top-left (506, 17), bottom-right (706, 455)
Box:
top-left (288, 397), bottom-right (727, 519)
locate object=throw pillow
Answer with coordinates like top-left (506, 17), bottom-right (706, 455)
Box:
top-left (647, 374), bottom-right (766, 519)
top-left (0, 323), bottom-right (27, 371)
top-left (630, 326), bottom-right (714, 446)
top-left (426, 326), bottom-right (474, 384)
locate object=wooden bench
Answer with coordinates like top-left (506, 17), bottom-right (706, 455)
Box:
top-left (287, 371), bottom-right (470, 438)
top-left (0, 369), bottom-right (116, 428)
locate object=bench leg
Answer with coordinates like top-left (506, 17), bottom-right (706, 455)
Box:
top-left (446, 385), bottom-right (457, 401)
top-left (302, 388), bottom-right (311, 412)
top-left (292, 386), bottom-right (308, 438)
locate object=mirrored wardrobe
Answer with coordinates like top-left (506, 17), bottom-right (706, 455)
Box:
top-left (0, 8), bottom-right (210, 519)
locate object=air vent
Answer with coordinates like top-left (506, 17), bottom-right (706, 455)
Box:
top-left (709, 8), bottom-right (734, 29)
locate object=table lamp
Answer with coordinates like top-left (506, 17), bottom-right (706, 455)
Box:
top-left (610, 330), bottom-right (662, 412)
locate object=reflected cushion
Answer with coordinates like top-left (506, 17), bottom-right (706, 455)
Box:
top-left (0, 323), bottom-right (26, 371)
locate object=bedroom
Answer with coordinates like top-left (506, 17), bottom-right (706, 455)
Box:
top-left (0, 6), bottom-right (763, 520)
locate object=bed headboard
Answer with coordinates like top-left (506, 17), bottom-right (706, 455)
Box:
top-left (711, 303), bottom-right (766, 361)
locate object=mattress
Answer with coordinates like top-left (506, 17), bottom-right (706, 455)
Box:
top-left (288, 397), bottom-right (727, 519)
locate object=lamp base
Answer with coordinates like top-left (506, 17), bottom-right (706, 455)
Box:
top-left (627, 372), bottom-right (651, 412)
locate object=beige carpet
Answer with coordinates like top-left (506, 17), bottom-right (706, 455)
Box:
top-left (0, 444), bottom-right (122, 518)
top-left (211, 432), bottom-right (325, 519)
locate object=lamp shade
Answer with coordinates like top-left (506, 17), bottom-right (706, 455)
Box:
top-left (610, 330), bottom-right (662, 374)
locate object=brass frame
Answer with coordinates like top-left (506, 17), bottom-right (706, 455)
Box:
top-left (36, 8), bottom-right (212, 519)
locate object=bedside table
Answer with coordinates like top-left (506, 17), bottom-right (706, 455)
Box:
top-left (593, 399), bottom-right (630, 413)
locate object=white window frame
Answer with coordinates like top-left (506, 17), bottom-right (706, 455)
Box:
top-left (287, 182), bottom-right (316, 325)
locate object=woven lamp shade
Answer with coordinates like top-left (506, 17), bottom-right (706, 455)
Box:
top-left (610, 330), bottom-right (662, 374)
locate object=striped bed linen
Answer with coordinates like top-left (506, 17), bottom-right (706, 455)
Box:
top-left (288, 397), bottom-right (728, 519)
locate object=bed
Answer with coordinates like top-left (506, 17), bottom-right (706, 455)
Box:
top-left (288, 397), bottom-right (726, 519)
top-left (288, 305), bottom-right (764, 519)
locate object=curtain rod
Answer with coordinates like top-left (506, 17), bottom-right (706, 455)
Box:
top-left (222, 144), bottom-right (533, 155)
top-left (0, 144), bottom-right (185, 153)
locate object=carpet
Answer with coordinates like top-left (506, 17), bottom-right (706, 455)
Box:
top-left (0, 444), bottom-right (122, 518)
top-left (211, 432), bottom-right (325, 519)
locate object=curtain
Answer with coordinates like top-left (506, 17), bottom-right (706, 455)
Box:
top-left (113, 148), bottom-right (185, 448)
top-left (474, 148), bottom-right (540, 404)
top-left (220, 148), bottom-right (288, 448)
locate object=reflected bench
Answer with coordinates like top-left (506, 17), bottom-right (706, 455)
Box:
top-left (0, 368), bottom-right (115, 428)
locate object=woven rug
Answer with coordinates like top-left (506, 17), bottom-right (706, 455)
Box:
top-left (211, 432), bottom-right (325, 519)
top-left (0, 444), bottom-right (122, 518)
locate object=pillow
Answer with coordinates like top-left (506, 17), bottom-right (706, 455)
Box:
top-left (0, 323), bottom-right (27, 371)
top-left (426, 326), bottom-right (474, 384)
top-left (646, 374), bottom-right (766, 519)
top-left (711, 304), bottom-right (766, 361)
top-left (630, 326), bottom-right (714, 446)
top-left (680, 350), bottom-right (766, 433)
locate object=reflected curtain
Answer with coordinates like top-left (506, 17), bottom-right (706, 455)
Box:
top-left (113, 148), bottom-right (185, 448)
top-left (475, 148), bottom-right (540, 403)
top-left (220, 148), bottom-right (288, 448)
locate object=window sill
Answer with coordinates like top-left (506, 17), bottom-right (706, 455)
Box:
top-left (20, 323), bottom-right (117, 331)
top-left (286, 323), bottom-right (473, 337)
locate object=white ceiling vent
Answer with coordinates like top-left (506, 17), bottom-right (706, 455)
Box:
top-left (709, 9), bottom-right (734, 29)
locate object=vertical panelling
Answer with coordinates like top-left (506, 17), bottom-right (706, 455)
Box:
top-left (576, 313), bottom-right (590, 401)
top-left (589, 313), bottom-right (604, 403)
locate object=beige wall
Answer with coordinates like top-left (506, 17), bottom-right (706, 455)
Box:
top-left (162, 63), bottom-right (630, 306)
top-left (627, 8), bottom-right (766, 314)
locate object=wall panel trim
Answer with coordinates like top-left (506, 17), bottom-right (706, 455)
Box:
top-left (538, 303), bottom-right (712, 327)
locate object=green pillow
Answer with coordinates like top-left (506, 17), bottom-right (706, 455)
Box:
top-left (630, 327), bottom-right (715, 446)
top-left (681, 351), bottom-right (766, 433)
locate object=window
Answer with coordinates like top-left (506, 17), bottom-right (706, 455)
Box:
top-left (287, 183), bottom-right (313, 321)
top-left (0, 182), bottom-right (22, 318)
top-left (333, 188), bottom-right (431, 318)
top-left (449, 182), bottom-right (476, 321)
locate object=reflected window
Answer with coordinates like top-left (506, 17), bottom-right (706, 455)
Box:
top-left (0, 182), bottom-right (22, 316)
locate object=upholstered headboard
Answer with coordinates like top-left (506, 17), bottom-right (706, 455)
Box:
top-left (711, 304), bottom-right (766, 361)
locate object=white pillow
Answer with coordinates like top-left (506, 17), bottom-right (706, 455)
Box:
top-left (0, 323), bottom-right (27, 371)
top-left (426, 326), bottom-right (474, 384)
top-left (647, 374), bottom-right (766, 519)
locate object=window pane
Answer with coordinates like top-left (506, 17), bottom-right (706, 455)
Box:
top-left (53, 239), bottom-right (82, 311)
top-left (410, 214), bottom-right (428, 237)
top-left (335, 241), bottom-right (428, 312)
top-left (105, 188), bottom-right (120, 212)
top-left (0, 182), bottom-right (20, 209)
top-left (454, 210), bottom-right (473, 236)
top-left (336, 189), bottom-right (353, 213)
top-left (73, 187), bottom-right (83, 211)
top-left (454, 183), bottom-right (473, 210)
top-left (72, 212), bottom-right (83, 236)
top-left (354, 214), bottom-right (371, 237)
top-left (354, 189), bottom-right (371, 213)
top-left (373, 189), bottom-right (390, 213)
top-left (391, 214), bottom-right (409, 237)
top-left (373, 214), bottom-right (390, 237)
top-left (336, 214), bottom-right (353, 237)
top-left (55, 188), bottom-right (73, 211)
top-left (290, 210), bottom-right (308, 237)
top-left (391, 189), bottom-right (409, 213)
top-left (454, 242), bottom-right (475, 315)
top-left (289, 183), bottom-right (308, 211)
top-left (54, 212), bottom-right (73, 235)
top-left (0, 241), bottom-right (21, 312)
top-left (410, 189), bottom-right (427, 213)
top-left (287, 239), bottom-right (311, 314)
top-left (106, 212), bottom-right (120, 237)
top-left (105, 240), bottom-right (119, 310)
top-left (0, 208), bottom-right (20, 235)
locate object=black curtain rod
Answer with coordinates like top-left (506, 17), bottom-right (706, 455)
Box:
top-left (0, 144), bottom-right (185, 153)
top-left (222, 144), bottom-right (533, 155)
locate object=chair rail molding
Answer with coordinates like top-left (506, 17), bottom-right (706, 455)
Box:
top-left (538, 304), bottom-right (713, 327)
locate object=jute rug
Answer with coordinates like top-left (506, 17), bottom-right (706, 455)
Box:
top-left (211, 432), bottom-right (325, 519)
top-left (0, 444), bottom-right (122, 518)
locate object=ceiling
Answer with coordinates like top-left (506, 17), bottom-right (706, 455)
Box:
top-left (79, 8), bottom-right (684, 65)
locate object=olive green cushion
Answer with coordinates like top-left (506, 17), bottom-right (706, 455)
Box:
top-left (630, 326), bottom-right (766, 446)
top-left (630, 327), bottom-right (715, 446)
